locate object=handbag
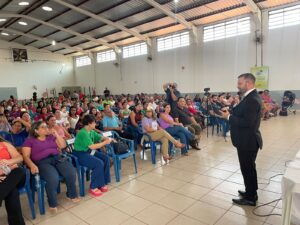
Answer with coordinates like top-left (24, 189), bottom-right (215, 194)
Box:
top-left (112, 140), bottom-right (128, 154)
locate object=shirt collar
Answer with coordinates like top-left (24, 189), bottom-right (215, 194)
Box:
top-left (243, 88), bottom-right (255, 98)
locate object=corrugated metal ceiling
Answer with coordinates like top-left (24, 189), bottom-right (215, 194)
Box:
top-left (0, 0), bottom-right (298, 55)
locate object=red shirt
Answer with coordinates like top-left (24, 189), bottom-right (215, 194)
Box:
top-left (0, 142), bottom-right (11, 160)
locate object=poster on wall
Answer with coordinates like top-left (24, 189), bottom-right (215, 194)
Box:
top-left (251, 66), bottom-right (269, 90)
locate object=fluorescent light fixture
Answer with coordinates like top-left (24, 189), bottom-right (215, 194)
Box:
top-left (18, 2), bottom-right (29, 6)
top-left (0, 18), bottom-right (7, 22)
top-left (42, 6), bottom-right (53, 11)
top-left (52, 40), bottom-right (56, 45)
top-left (18, 21), bottom-right (28, 26)
top-left (174, 0), bottom-right (179, 3)
top-left (1, 32), bottom-right (9, 36)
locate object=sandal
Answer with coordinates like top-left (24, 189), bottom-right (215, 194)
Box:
top-left (89, 188), bottom-right (103, 197)
top-left (49, 207), bottom-right (58, 214)
top-left (67, 197), bottom-right (81, 203)
top-left (174, 141), bottom-right (185, 149)
top-left (163, 155), bottom-right (172, 161)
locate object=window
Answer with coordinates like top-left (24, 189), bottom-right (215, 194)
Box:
top-left (203, 17), bottom-right (250, 42)
top-left (123, 42), bottom-right (147, 58)
top-left (97, 49), bottom-right (116, 63)
top-left (157, 31), bottom-right (190, 52)
top-left (269, 4), bottom-right (300, 30)
top-left (75, 55), bottom-right (91, 67)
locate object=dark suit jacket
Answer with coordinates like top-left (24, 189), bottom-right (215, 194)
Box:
top-left (229, 90), bottom-right (263, 151)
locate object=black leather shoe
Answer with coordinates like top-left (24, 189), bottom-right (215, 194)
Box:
top-left (232, 198), bottom-right (256, 206)
top-left (238, 190), bottom-right (258, 201)
top-left (190, 140), bottom-right (201, 150)
top-left (190, 144), bottom-right (201, 150)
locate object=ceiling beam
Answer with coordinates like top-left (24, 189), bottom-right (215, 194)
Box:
top-left (25, 0), bottom-right (131, 45)
top-left (0, 27), bottom-right (86, 54)
top-left (52, 0), bottom-right (149, 43)
top-left (77, 3), bottom-right (248, 52)
top-left (9, 0), bottom-right (90, 43)
top-left (142, 0), bottom-right (195, 30)
top-left (1, 0), bottom-right (48, 28)
top-left (242, 0), bottom-right (262, 25)
top-left (0, 13), bottom-right (116, 50)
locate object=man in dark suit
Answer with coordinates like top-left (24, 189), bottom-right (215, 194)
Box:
top-left (220, 73), bottom-right (263, 206)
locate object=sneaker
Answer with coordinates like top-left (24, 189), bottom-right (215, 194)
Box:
top-left (100, 186), bottom-right (109, 192)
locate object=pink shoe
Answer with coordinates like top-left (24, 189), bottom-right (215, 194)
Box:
top-left (89, 188), bottom-right (103, 197)
top-left (100, 186), bottom-right (108, 192)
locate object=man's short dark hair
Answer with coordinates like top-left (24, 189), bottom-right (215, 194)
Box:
top-left (177, 97), bottom-right (185, 102)
top-left (211, 94), bottom-right (217, 98)
top-left (238, 73), bottom-right (256, 83)
top-left (82, 114), bottom-right (96, 126)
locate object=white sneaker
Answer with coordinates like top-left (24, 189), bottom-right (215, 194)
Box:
top-left (226, 131), bottom-right (231, 137)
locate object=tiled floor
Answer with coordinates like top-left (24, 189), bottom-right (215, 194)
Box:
top-left (1, 113), bottom-right (300, 225)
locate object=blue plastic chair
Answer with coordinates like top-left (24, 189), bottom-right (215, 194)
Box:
top-left (103, 131), bottom-right (137, 182)
top-left (18, 167), bottom-right (36, 219)
top-left (0, 131), bottom-right (9, 138)
top-left (141, 133), bottom-right (163, 164)
top-left (66, 138), bottom-right (90, 197)
top-left (209, 116), bottom-right (220, 136)
top-left (31, 155), bottom-right (71, 215)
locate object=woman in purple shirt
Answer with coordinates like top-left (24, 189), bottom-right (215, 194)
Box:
top-left (142, 108), bottom-right (185, 161)
top-left (159, 103), bottom-right (199, 155)
top-left (22, 121), bottom-right (80, 213)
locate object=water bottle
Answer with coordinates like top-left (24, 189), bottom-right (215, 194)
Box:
top-left (34, 174), bottom-right (41, 189)
top-left (0, 164), bottom-right (11, 175)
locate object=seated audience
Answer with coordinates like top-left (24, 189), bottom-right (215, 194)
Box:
top-left (46, 115), bottom-right (71, 140)
top-left (34, 106), bottom-right (49, 122)
top-left (119, 101), bottom-right (130, 120)
top-left (128, 103), bottom-right (143, 149)
top-left (159, 103), bottom-right (200, 154)
top-left (142, 108), bottom-right (185, 161)
top-left (68, 106), bottom-right (79, 133)
top-left (0, 136), bottom-right (25, 225)
top-left (5, 119), bottom-right (29, 150)
top-left (261, 90), bottom-right (280, 116)
top-left (172, 97), bottom-right (202, 142)
top-left (0, 115), bottom-right (11, 133)
top-left (22, 121), bottom-right (80, 213)
top-left (73, 115), bottom-right (111, 197)
top-left (103, 110), bottom-right (134, 140)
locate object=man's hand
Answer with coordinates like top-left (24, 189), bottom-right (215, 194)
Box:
top-left (219, 109), bottom-right (230, 120)
top-left (0, 175), bottom-right (6, 182)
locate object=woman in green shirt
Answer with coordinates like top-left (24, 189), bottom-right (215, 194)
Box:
top-left (73, 114), bottom-right (112, 197)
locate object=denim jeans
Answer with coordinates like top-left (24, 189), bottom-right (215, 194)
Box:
top-left (165, 125), bottom-right (194, 154)
top-left (36, 155), bottom-right (78, 208)
top-left (72, 150), bottom-right (110, 189)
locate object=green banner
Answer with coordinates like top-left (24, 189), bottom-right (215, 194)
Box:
top-left (251, 66), bottom-right (269, 90)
